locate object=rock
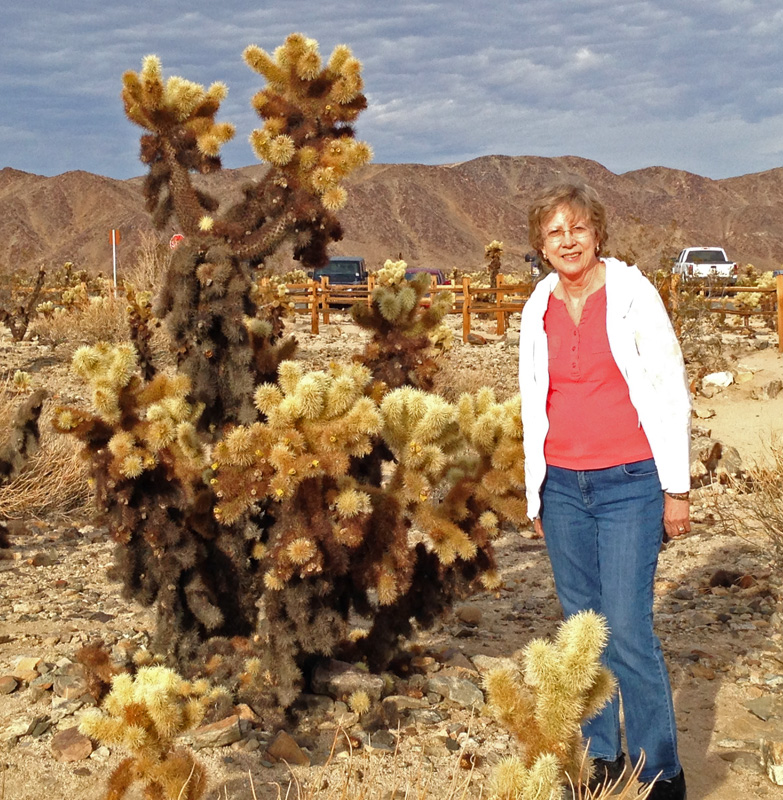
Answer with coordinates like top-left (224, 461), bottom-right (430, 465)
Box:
top-left (736, 371), bottom-right (754, 384)
top-left (703, 371), bottom-right (734, 388)
top-left (443, 651), bottom-right (478, 673)
top-left (752, 380), bottom-right (783, 401)
top-left (715, 445), bottom-right (743, 482)
top-left (29, 552), bottom-right (57, 567)
top-left (0, 676), bottom-right (18, 694)
top-left (426, 675), bottom-right (484, 709)
top-left (51, 727), bottom-right (93, 762)
top-left (294, 694), bottom-right (335, 717)
top-left (467, 333), bottom-right (487, 345)
top-left (266, 730), bottom-right (311, 766)
top-left (53, 672), bottom-right (90, 700)
top-left (470, 654), bottom-right (515, 675)
top-left (761, 739), bottom-right (783, 785)
top-left (692, 404), bottom-right (716, 420)
top-left (191, 715), bottom-right (242, 749)
top-left (455, 606), bottom-right (482, 627)
top-left (311, 660), bottom-right (384, 701)
top-left (746, 696), bottom-right (783, 722)
top-left (11, 657), bottom-right (42, 680)
top-left (382, 695), bottom-right (430, 715)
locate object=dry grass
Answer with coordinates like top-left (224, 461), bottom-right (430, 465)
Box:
top-left (208, 733), bottom-right (654, 800)
top-left (0, 377), bottom-right (90, 520)
top-left (30, 294), bottom-right (130, 348)
top-left (715, 436), bottom-right (783, 567)
top-left (123, 230), bottom-right (172, 292)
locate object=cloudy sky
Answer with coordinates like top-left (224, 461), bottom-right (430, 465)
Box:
top-left (4, 0), bottom-right (783, 181)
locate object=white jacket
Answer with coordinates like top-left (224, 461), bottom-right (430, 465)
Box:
top-left (518, 258), bottom-right (692, 519)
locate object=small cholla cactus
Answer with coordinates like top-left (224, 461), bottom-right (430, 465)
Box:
top-left (485, 240), bottom-right (504, 288)
top-left (485, 611), bottom-right (617, 798)
top-left (79, 666), bottom-right (217, 800)
top-left (353, 259), bottom-right (454, 391)
top-left (11, 371), bottom-right (31, 393)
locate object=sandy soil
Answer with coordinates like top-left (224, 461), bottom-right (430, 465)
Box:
top-left (0, 313), bottom-right (782, 800)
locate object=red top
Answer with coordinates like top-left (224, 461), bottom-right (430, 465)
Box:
top-left (544, 286), bottom-right (653, 469)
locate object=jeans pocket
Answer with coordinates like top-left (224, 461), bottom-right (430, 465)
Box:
top-left (622, 458), bottom-right (658, 477)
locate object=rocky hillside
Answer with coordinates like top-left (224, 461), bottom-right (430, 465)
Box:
top-left (2, 154), bottom-right (783, 278)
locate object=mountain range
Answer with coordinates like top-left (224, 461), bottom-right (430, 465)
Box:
top-left (2, 154), bottom-right (783, 280)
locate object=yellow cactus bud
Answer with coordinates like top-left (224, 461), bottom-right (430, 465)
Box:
top-left (286, 538), bottom-right (317, 565)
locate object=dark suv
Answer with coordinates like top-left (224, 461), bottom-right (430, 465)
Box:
top-left (312, 257), bottom-right (367, 284)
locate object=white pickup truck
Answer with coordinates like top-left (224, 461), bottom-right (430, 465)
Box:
top-left (672, 247), bottom-right (738, 284)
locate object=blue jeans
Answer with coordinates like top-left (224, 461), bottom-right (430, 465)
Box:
top-left (540, 459), bottom-right (681, 782)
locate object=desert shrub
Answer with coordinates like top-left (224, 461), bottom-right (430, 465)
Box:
top-left (717, 438), bottom-right (783, 568)
top-left (55, 34), bottom-right (526, 718)
top-left (123, 229), bottom-right (173, 291)
top-left (31, 293), bottom-right (131, 347)
top-left (0, 377), bottom-right (90, 519)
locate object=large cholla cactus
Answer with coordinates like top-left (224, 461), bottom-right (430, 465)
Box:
top-left (79, 666), bottom-right (221, 800)
top-left (56, 34), bottom-right (528, 713)
top-left (353, 259), bottom-right (454, 390)
top-left (485, 611), bottom-right (617, 799)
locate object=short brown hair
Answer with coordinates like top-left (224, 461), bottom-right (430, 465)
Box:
top-left (528, 179), bottom-right (609, 255)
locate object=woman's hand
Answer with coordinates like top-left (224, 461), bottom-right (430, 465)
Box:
top-left (533, 518), bottom-right (545, 539)
top-left (664, 495), bottom-right (690, 538)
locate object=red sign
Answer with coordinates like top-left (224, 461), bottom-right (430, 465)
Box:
top-left (170, 234), bottom-right (185, 249)
top-left (109, 229), bottom-right (121, 245)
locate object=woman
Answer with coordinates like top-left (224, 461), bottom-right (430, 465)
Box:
top-left (518, 180), bottom-right (690, 800)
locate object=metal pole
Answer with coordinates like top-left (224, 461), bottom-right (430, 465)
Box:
top-left (111, 229), bottom-right (118, 291)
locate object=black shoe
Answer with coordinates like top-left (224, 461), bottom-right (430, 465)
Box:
top-left (588, 752), bottom-right (626, 792)
top-left (643, 769), bottom-right (687, 800)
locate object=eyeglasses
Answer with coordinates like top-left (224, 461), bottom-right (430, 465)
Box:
top-left (544, 224), bottom-right (593, 245)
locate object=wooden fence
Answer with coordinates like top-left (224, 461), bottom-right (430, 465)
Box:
top-left (283, 273), bottom-right (783, 352)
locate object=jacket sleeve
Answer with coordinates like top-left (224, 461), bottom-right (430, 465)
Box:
top-left (627, 279), bottom-right (692, 493)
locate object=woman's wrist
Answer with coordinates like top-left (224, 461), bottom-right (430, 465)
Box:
top-left (664, 490), bottom-right (690, 501)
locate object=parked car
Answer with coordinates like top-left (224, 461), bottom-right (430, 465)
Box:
top-left (404, 266), bottom-right (447, 285)
top-left (311, 257), bottom-right (368, 309)
top-left (672, 247), bottom-right (738, 284)
top-left (312, 256), bottom-right (368, 284)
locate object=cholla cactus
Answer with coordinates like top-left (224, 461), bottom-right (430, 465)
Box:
top-left (56, 33), bottom-right (528, 716)
top-left (485, 240), bottom-right (504, 287)
top-left (485, 611), bottom-right (617, 798)
top-left (353, 259), bottom-right (454, 390)
top-left (79, 666), bottom-right (217, 800)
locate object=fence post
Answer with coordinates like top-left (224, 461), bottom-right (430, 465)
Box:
top-left (321, 277), bottom-right (330, 326)
top-left (367, 273), bottom-right (375, 307)
top-left (310, 280), bottom-right (319, 335)
top-left (496, 274), bottom-right (505, 335)
top-left (777, 274), bottom-right (783, 353)
top-left (462, 276), bottom-right (471, 343)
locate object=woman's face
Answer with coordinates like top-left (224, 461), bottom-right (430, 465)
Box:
top-left (540, 204), bottom-right (600, 281)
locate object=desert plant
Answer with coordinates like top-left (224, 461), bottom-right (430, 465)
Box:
top-left (485, 611), bottom-right (617, 799)
top-left (0, 388), bottom-right (47, 486)
top-left (55, 34), bottom-right (527, 716)
top-left (352, 258), bottom-right (454, 390)
top-left (79, 665), bottom-right (220, 800)
top-left (0, 265), bottom-right (46, 341)
top-left (485, 240), bottom-right (503, 288)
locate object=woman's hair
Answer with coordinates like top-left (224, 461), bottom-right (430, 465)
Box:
top-left (528, 178), bottom-right (609, 255)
